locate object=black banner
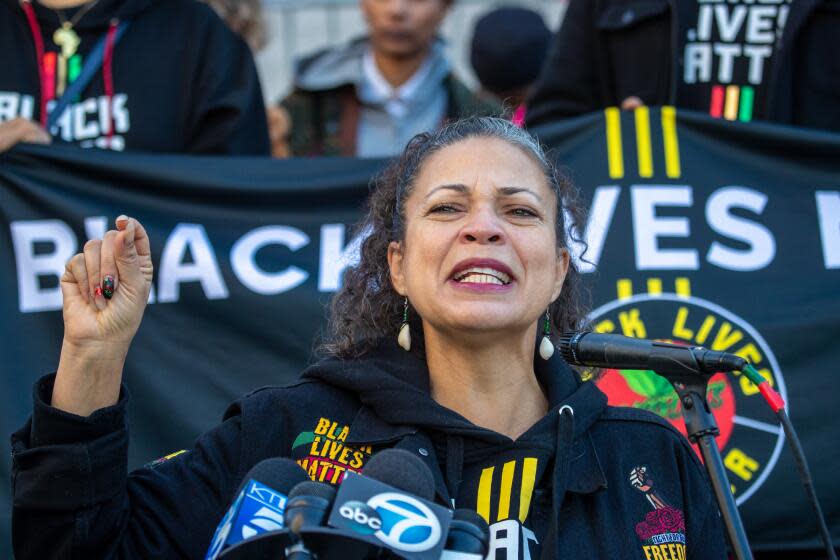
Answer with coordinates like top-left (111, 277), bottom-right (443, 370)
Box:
top-left (2, 109), bottom-right (839, 555)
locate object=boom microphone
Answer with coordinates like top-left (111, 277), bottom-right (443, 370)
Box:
top-left (205, 458), bottom-right (309, 559)
top-left (557, 331), bottom-right (747, 376)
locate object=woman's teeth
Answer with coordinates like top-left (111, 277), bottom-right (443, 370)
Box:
top-left (454, 267), bottom-right (511, 285)
top-left (460, 274), bottom-right (504, 285)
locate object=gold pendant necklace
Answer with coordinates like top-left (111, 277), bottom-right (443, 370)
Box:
top-left (50, 0), bottom-right (100, 59)
top-left (53, 21), bottom-right (80, 59)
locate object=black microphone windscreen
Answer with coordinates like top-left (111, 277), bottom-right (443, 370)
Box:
top-left (453, 508), bottom-right (489, 533)
top-left (288, 480), bottom-right (337, 501)
top-left (447, 508), bottom-right (490, 555)
top-left (236, 458), bottom-right (309, 495)
top-left (361, 448), bottom-right (435, 500)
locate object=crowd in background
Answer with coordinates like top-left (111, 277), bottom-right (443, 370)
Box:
top-left (1, 0), bottom-right (838, 156)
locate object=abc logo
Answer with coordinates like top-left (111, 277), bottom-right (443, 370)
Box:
top-left (367, 492), bottom-right (442, 552)
top-left (339, 500), bottom-right (382, 534)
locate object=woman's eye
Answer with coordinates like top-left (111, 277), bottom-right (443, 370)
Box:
top-left (429, 204), bottom-right (460, 214)
top-left (510, 207), bottom-right (538, 218)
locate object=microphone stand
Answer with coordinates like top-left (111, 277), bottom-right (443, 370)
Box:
top-left (656, 366), bottom-right (753, 560)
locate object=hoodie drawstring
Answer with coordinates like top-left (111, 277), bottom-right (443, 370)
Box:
top-left (444, 434), bottom-right (464, 507)
top-left (102, 19), bottom-right (118, 146)
top-left (19, 1), bottom-right (119, 143)
top-left (20, 0), bottom-right (47, 126)
top-left (541, 404), bottom-right (575, 560)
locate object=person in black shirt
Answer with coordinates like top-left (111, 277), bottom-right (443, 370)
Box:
top-left (0, 0), bottom-right (270, 153)
top-left (527, 0), bottom-right (840, 133)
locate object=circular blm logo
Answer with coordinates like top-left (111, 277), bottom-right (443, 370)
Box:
top-left (589, 293), bottom-right (787, 505)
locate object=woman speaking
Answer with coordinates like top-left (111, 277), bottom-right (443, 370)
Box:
top-left (11, 117), bottom-right (726, 558)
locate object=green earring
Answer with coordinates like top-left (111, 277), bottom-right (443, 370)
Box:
top-left (398, 297), bottom-right (411, 351)
top-left (539, 308), bottom-right (555, 360)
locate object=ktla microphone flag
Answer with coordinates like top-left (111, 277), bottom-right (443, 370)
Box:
top-left (1, 108), bottom-right (838, 554)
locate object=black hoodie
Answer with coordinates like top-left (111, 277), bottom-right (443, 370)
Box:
top-left (11, 340), bottom-right (726, 559)
top-left (1, 0), bottom-right (269, 153)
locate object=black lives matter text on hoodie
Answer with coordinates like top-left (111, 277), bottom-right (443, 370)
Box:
top-left (1, 0), bottom-right (270, 154)
top-left (11, 340), bottom-right (726, 559)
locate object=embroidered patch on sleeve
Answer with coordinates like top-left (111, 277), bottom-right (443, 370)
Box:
top-left (629, 465), bottom-right (687, 560)
top-left (145, 449), bottom-right (188, 469)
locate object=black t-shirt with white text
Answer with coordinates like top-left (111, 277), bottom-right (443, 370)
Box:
top-left (679, 0), bottom-right (791, 122)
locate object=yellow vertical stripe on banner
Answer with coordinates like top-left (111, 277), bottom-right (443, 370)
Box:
top-left (676, 277), bottom-right (691, 298)
top-left (724, 86), bottom-right (740, 121)
top-left (497, 461), bottom-right (516, 521)
top-left (634, 107), bottom-right (654, 178)
top-left (661, 106), bottom-right (681, 178)
top-left (477, 466), bottom-right (494, 523)
top-left (647, 278), bottom-right (663, 295)
top-left (605, 107), bottom-right (624, 179)
top-left (519, 458), bottom-right (538, 523)
top-left (617, 279), bottom-right (633, 300)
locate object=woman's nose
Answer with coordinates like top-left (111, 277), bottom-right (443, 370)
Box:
top-left (460, 208), bottom-right (504, 244)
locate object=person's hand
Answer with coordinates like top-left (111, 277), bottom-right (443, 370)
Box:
top-left (0, 117), bottom-right (51, 153)
top-left (53, 216), bottom-right (153, 415)
top-left (620, 96), bottom-right (644, 111)
top-left (61, 215), bottom-right (153, 347)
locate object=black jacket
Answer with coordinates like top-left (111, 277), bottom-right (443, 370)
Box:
top-left (0, 0), bottom-right (270, 154)
top-left (526, 0), bottom-right (840, 133)
top-left (281, 76), bottom-right (498, 157)
top-left (11, 340), bottom-right (726, 559)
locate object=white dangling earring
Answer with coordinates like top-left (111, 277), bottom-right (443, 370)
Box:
top-left (398, 297), bottom-right (411, 351)
top-left (539, 308), bottom-right (555, 360)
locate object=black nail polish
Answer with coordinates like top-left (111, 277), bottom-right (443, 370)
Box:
top-left (102, 275), bottom-right (115, 299)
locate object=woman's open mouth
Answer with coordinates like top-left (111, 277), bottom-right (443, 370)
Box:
top-left (449, 260), bottom-right (515, 292)
top-left (452, 267), bottom-right (511, 286)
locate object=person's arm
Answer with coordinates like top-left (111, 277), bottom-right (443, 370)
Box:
top-left (9, 216), bottom-right (270, 557)
top-left (185, 6), bottom-right (270, 155)
top-left (11, 376), bottom-right (245, 559)
top-left (525, 0), bottom-right (602, 127)
top-left (9, 215), bottom-right (149, 556)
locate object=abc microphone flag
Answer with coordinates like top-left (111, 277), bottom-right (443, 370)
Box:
top-left (327, 470), bottom-right (453, 559)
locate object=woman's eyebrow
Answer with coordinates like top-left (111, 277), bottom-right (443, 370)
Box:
top-left (424, 184), bottom-right (469, 199)
top-left (424, 184), bottom-right (544, 203)
top-left (499, 186), bottom-right (543, 203)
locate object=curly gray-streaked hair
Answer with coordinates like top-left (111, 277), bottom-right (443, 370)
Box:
top-left (319, 116), bottom-right (590, 358)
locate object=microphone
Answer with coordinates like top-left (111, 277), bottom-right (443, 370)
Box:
top-left (285, 481), bottom-right (338, 532)
top-left (326, 449), bottom-right (453, 558)
top-left (219, 450), bottom-right (450, 560)
top-left (205, 458), bottom-right (309, 560)
top-left (440, 509), bottom-right (490, 560)
top-left (362, 449), bottom-right (435, 500)
top-left (217, 479), bottom-right (339, 560)
top-left (284, 481), bottom-right (337, 560)
top-left (557, 331), bottom-right (747, 376)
